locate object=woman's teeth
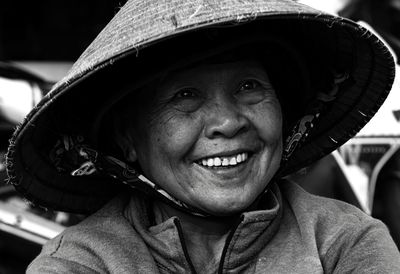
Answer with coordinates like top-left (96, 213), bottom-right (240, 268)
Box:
top-left (199, 153), bottom-right (248, 167)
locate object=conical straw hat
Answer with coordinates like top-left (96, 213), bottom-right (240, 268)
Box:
top-left (6, 0), bottom-right (395, 213)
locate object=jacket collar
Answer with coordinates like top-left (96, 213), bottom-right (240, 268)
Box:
top-left (123, 183), bottom-right (282, 273)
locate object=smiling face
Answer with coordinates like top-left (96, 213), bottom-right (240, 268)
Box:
top-left (119, 60), bottom-right (283, 215)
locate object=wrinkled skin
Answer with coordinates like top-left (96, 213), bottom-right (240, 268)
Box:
top-left (120, 60), bottom-right (283, 216)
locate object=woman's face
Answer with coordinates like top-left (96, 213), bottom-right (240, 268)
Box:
top-left (124, 60), bottom-right (283, 215)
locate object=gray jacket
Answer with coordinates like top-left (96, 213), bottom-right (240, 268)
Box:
top-left (27, 180), bottom-right (400, 273)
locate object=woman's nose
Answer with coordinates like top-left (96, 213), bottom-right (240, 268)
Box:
top-left (204, 99), bottom-right (250, 139)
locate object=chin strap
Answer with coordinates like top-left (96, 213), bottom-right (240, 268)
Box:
top-left (50, 135), bottom-right (211, 217)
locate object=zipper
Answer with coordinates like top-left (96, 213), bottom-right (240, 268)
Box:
top-left (217, 215), bottom-right (244, 274)
top-left (174, 218), bottom-right (197, 274)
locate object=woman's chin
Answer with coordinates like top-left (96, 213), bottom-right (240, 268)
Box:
top-left (194, 194), bottom-right (256, 216)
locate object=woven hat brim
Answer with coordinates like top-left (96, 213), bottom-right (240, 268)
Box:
top-left (6, 0), bottom-right (395, 214)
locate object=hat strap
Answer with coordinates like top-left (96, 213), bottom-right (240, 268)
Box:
top-left (281, 70), bottom-right (349, 163)
top-left (50, 135), bottom-right (211, 217)
top-left (72, 144), bottom-right (214, 217)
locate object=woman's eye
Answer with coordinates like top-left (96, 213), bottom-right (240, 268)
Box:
top-left (169, 88), bottom-right (202, 112)
top-left (174, 88), bottom-right (197, 99)
top-left (236, 79), bottom-right (276, 105)
top-left (239, 80), bottom-right (260, 91)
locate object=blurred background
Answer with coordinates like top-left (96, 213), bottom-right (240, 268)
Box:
top-left (0, 0), bottom-right (399, 273)
top-left (0, 1), bottom-right (127, 273)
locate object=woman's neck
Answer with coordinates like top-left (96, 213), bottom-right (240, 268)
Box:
top-left (152, 200), bottom-right (241, 272)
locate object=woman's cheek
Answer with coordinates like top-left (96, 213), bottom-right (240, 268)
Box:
top-left (248, 100), bottom-right (283, 141)
top-left (150, 108), bottom-right (202, 151)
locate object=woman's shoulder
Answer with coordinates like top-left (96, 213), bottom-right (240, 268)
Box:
top-left (279, 178), bottom-right (372, 225)
top-left (27, 193), bottom-right (156, 273)
top-left (277, 178), bottom-right (393, 250)
top-left (277, 179), bottom-right (400, 272)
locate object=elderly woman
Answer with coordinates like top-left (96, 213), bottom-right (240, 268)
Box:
top-left (7, 0), bottom-right (400, 273)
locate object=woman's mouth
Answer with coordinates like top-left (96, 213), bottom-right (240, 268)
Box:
top-left (196, 152), bottom-right (249, 168)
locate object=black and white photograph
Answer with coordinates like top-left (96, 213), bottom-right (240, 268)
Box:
top-left (0, 0), bottom-right (399, 273)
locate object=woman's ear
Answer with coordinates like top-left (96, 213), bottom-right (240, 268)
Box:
top-left (126, 146), bottom-right (138, 162)
top-left (114, 131), bottom-right (138, 162)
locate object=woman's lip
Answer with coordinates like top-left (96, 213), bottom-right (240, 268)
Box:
top-left (197, 152), bottom-right (249, 168)
top-left (193, 153), bottom-right (255, 179)
top-left (192, 148), bottom-right (255, 162)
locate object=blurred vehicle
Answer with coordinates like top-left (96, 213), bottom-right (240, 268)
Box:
top-left (294, 0), bottom-right (400, 249)
top-left (293, 86), bottom-right (400, 246)
top-left (0, 187), bottom-right (65, 273)
top-left (0, 2), bottom-right (125, 272)
top-left (338, 79), bottom-right (400, 214)
top-left (0, 61), bottom-right (84, 273)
